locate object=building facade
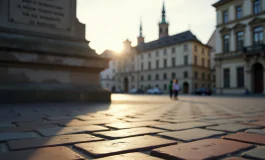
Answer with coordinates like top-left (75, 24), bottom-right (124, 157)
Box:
top-left (207, 30), bottom-right (217, 89)
top-left (100, 50), bottom-right (116, 91)
top-left (213, 0), bottom-right (265, 94)
top-left (110, 3), bottom-right (211, 94)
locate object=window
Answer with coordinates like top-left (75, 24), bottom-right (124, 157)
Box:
top-left (184, 55), bottom-right (188, 65)
top-left (164, 49), bottom-right (167, 55)
top-left (253, 26), bottom-right (263, 45)
top-left (141, 63), bottom-right (144, 70)
top-left (202, 58), bottom-right (205, 67)
top-left (236, 31), bottom-right (244, 51)
top-left (132, 76), bottom-right (134, 82)
top-left (208, 60), bottom-right (210, 68)
top-left (224, 69), bottom-right (230, 88)
top-left (156, 84), bottom-right (159, 88)
top-left (141, 76), bottom-right (144, 81)
top-left (141, 54), bottom-right (143, 59)
top-left (156, 74), bottom-right (159, 80)
top-left (172, 47), bottom-right (175, 53)
top-left (194, 56), bottom-right (197, 65)
top-left (223, 11), bottom-right (228, 24)
top-left (208, 74), bottom-right (211, 81)
top-left (202, 73), bottom-right (205, 80)
top-left (156, 60), bottom-right (159, 69)
top-left (202, 48), bottom-right (205, 54)
top-left (184, 44), bottom-right (188, 52)
top-left (148, 62), bottom-right (151, 70)
top-left (156, 51), bottom-right (159, 57)
top-left (253, 0), bottom-right (261, 14)
top-left (172, 58), bottom-right (176, 67)
top-left (148, 75), bottom-right (151, 81)
top-left (194, 45), bottom-right (197, 52)
top-left (237, 67), bottom-right (244, 88)
top-left (236, 6), bottom-right (242, 19)
top-left (164, 84), bottom-right (167, 91)
top-left (164, 59), bottom-right (167, 68)
top-left (148, 52), bottom-right (151, 58)
top-left (194, 71), bottom-right (198, 79)
top-left (184, 71), bottom-right (188, 78)
top-left (223, 35), bottom-right (230, 53)
top-left (172, 72), bottom-right (176, 79)
top-left (163, 73), bottom-right (167, 80)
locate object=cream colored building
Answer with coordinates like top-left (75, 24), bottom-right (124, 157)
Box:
top-left (112, 3), bottom-right (211, 93)
top-left (207, 30), bottom-right (217, 89)
top-left (213, 0), bottom-right (265, 94)
top-left (100, 50), bottom-right (116, 91)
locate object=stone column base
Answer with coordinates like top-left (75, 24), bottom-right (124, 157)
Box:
top-left (0, 84), bottom-right (111, 104)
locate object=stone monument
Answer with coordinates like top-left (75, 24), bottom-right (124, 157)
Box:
top-left (0, 0), bottom-right (110, 103)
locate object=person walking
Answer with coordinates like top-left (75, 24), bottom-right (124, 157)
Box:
top-left (168, 80), bottom-right (173, 99)
top-left (173, 79), bottom-right (180, 100)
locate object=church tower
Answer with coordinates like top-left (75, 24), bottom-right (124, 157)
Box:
top-left (137, 19), bottom-right (145, 45)
top-left (159, 1), bottom-right (169, 38)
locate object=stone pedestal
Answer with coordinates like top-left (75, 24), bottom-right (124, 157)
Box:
top-left (0, 0), bottom-right (110, 103)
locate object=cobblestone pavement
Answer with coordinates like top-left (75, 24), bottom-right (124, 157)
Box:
top-left (0, 95), bottom-right (265, 159)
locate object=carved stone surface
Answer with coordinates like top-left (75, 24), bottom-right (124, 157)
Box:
top-left (0, 0), bottom-right (110, 103)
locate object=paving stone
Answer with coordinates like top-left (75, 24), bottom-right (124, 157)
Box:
top-left (16, 121), bottom-right (52, 127)
top-left (8, 134), bottom-right (102, 151)
top-left (0, 146), bottom-right (85, 160)
top-left (74, 135), bottom-right (177, 158)
top-left (159, 118), bottom-right (200, 123)
top-left (77, 115), bottom-right (118, 121)
top-left (152, 122), bottom-right (214, 131)
top-left (242, 146), bottom-right (265, 160)
top-left (0, 124), bottom-right (58, 133)
top-left (206, 124), bottom-right (259, 133)
top-left (122, 117), bottom-right (160, 122)
top-left (96, 152), bottom-right (163, 160)
top-left (94, 127), bottom-right (165, 139)
top-left (223, 132), bottom-right (265, 145)
top-left (243, 120), bottom-right (265, 127)
top-left (45, 116), bottom-right (77, 121)
top-left (105, 121), bottom-right (168, 129)
top-left (0, 132), bottom-right (38, 142)
top-left (151, 138), bottom-right (253, 160)
top-left (0, 117), bottom-right (45, 123)
top-left (224, 157), bottom-right (246, 160)
top-left (158, 128), bottom-right (226, 142)
top-left (202, 119), bottom-right (241, 125)
top-left (37, 125), bottom-right (109, 137)
top-left (246, 129), bottom-right (265, 135)
top-left (62, 120), bottom-right (125, 127)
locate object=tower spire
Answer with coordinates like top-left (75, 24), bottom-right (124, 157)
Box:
top-left (139, 17), bottom-right (143, 37)
top-left (137, 17), bottom-right (145, 45)
top-left (161, 0), bottom-right (167, 24)
top-left (159, 1), bottom-right (169, 38)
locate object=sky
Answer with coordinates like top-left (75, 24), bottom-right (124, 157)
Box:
top-left (77, 0), bottom-right (218, 54)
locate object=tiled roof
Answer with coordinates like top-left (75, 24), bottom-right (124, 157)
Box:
top-left (136, 30), bottom-right (202, 52)
top-left (212, 0), bottom-right (231, 8)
